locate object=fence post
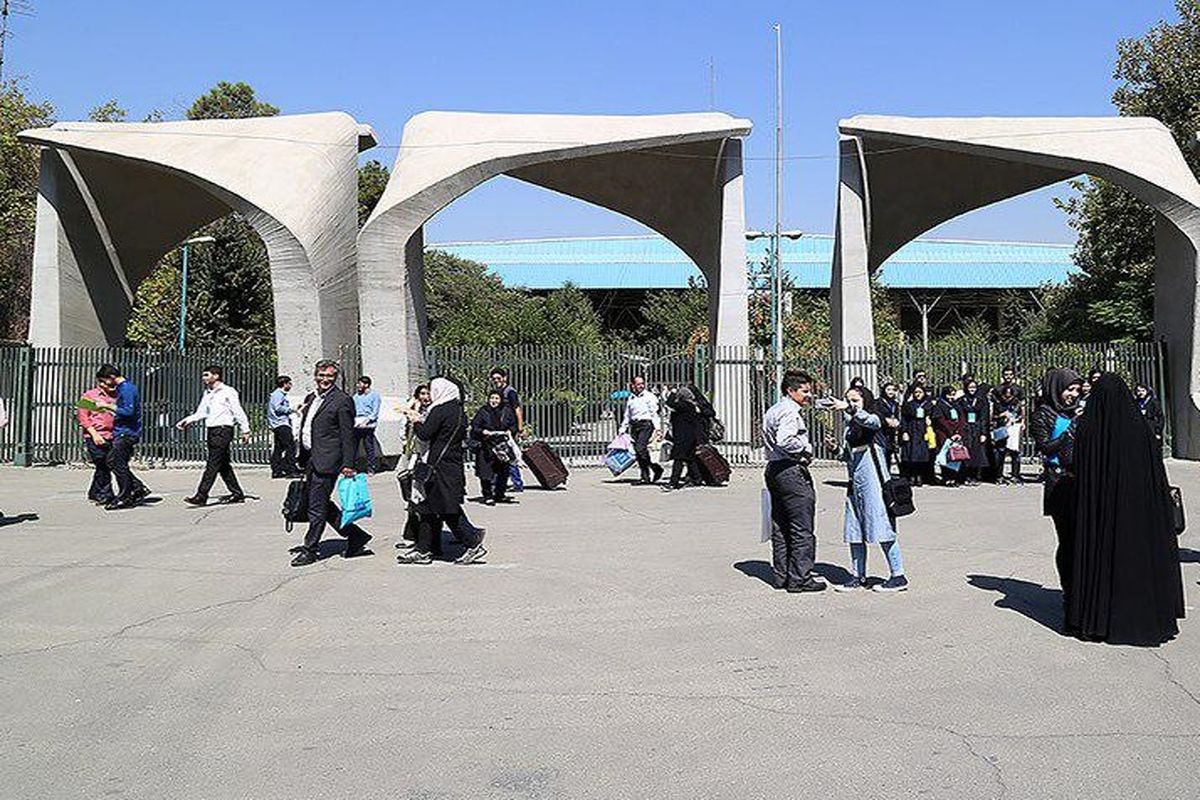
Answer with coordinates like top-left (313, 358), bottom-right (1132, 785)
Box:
top-left (12, 344), bottom-right (35, 467)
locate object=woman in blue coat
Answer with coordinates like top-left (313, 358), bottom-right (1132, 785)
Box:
top-left (825, 387), bottom-right (909, 593)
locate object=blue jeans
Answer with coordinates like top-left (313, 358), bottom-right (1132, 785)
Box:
top-left (849, 540), bottom-right (904, 579)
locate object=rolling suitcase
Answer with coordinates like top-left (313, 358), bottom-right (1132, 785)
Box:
top-left (694, 444), bottom-right (731, 486)
top-left (524, 440), bottom-right (569, 489)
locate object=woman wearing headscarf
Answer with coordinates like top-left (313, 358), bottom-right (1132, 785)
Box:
top-left (663, 384), bottom-right (715, 491)
top-left (471, 388), bottom-right (518, 505)
top-left (1133, 382), bottom-right (1165, 449)
top-left (1069, 373), bottom-right (1184, 645)
top-left (954, 377), bottom-right (990, 485)
top-left (931, 385), bottom-right (964, 487)
top-left (899, 384), bottom-right (935, 486)
top-left (824, 387), bottom-right (908, 593)
top-left (1031, 368), bottom-right (1082, 622)
top-left (398, 377), bottom-right (486, 565)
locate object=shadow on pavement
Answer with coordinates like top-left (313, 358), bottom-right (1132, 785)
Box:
top-left (967, 574), bottom-right (1062, 633)
top-left (734, 560), bottom-right (853, 587)
top-left (0, 513), bottom-right (39, 528)
top-left (1180, 547), bottom-right (1200, 563)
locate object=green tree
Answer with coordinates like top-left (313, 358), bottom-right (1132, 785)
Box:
top-left (358, 159), bottom-right (390, 227)
top-left (637, 277), bottom-right (709, 346)
top-left (186, 81), bottom-right (279, 120)
top-left (1041, 0), bottom-right (1200, 341)
top-left (0, 81), bottom-right (54, 339)
top-left (88, 99), bottom-right (126, 123)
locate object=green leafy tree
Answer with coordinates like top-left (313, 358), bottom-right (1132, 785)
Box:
top-left (1041, 0), bottom-right (1200, 341)
top-left (638, 277), bottom-right (709, 346)
top-left (0, 80), bottom-right (54, 339)
top-left (358, 159), bottom-right (390, 227)
top-left (186, 81), bottom-right (279, 120)
top-left (88, 99), bottom-right (126, 123)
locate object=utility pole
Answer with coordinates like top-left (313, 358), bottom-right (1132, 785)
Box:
top-left (0, 0), bottom-right (31, 83)
top-left (771, 23), bottom-right (784, 362)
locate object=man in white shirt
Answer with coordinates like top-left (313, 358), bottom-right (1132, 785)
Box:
top-left (618, 375), bottom-right (664, 484)
top-left (178, 365), bottom-right (251, 506)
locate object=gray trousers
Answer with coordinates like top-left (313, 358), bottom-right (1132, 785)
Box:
top-left (765, 461), bottom-right (816, 587)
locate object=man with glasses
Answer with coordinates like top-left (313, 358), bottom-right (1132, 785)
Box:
top-left (290, 360), bottom-right (372, 567)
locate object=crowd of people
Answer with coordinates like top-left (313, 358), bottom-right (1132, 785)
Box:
top-left (762, 364), bottom-right (1185, 646)
top-left (70, 356), bottom-right (1186, 646)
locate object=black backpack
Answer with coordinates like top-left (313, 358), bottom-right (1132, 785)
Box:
top-left (282, 478), bottom-right (309, 532)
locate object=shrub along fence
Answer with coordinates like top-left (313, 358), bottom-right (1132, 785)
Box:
top-left (0, 340), bottom-right (1168, 468)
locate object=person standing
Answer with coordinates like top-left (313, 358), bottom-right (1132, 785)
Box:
top-left (470, 388), bottom-right (518, 505)
top-left (490, 367), bottom-right (525, 491)
top-left (1068, 373), bottom-right (1184, 645)
top-left (290, 360), bottom-right (372, 567)
top-left (874, 382), bottom-right (902, 471)
top-left (762, 370), bottom-right (825, 593)
top-left (955, 378), bottom-right (990, 485)
top-left (899, 384), bottom-right (935, 486)
top-left (178, 365), bottom-right (250, 507)
top-left (268, 375), bottom-right (298, 479)
top-left (95, 364), bottom-right (150, 510)
top-left (990, 365), bottom-right (1026, 408)
top-left (77, 378), bottom-right (115, 505)
top-left (1133, 382), bottom-right (1165, 449)
top-left (619, 375), bottom-right (664, 485)
top-left (932, 385), bottom-right (965, 487)
top-left (991, 384), bottom-right (1024, 484)
top-left (827, 388), bottom-right (908, 593)
top-left (399, 377), bottom-right (486, 565)
top-left (353, 375), bottom-right (381, 474)
top-left (663, 385), bottom-right (714, 491)
top-left (904, 369), bottom-right (929, 402)
top-left (1032, 368), bottom-right (1083, 629)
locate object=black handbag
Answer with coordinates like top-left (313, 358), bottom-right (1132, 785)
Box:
top-left (869, 442), bottom-right (915, 518)
top-left (282, 478), bottom-right (309, 532)
top-left (1170, 485), bottom-right (1185, 535)
top-left (410, 413), bottom-right (462, 500)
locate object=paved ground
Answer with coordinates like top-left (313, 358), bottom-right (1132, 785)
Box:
top-left (2, 461), bottom-right (1199, 800)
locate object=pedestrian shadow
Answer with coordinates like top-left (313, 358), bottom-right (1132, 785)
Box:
top-left (967, 574), bottom-right (1062, 633)
top-left (733, 560), bottom-right (853, 587)
top-left (1179, 548), bottom-right (1200, 563)
top-left (0, 513), bottom-right (39, 528)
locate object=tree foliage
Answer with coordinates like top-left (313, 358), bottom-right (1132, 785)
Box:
top-left (1040, 0), bottom-right (1200, 342)
top-left (0, 81), bottom-right (54, 340)
top-left (358, 159), bottom-right (390, 227)
top-left (186, 81), bottom-right (279, 120)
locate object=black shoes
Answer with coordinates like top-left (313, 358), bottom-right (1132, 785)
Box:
top-left (183, 495), bottom-right (207, 507)
top-left (291, 549), bottom-right (318, 567)
top-left (786, 579), bottom-right (827, 593)
top-left (344, 530), bottom-right (373, 559)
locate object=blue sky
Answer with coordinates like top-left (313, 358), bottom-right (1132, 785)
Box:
top-left (8, 0), bottom-right (1178, 244)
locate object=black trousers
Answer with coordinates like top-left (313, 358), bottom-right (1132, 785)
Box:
top-left (630, 420), bottom-right (655, 478)
top-left (996, 447), bottom-right (1021, 480)
top-left (85, 439), bottom-right (114, 501)
top-left (354, 428), bottom-right (378, 471)
top-left (303, 470), bottom-right (367, 553)
top-left (765, 460), bottom-right (817, 588)
top-left (414, 511), bottom-right (477, 555)
top-left (195, 425), bottom-right (243, 499)
top-left (480, 460), bottom-right (510, 500)
top-left (1047, 475), bottom-right (1078, 608)
top-left (669, 456), bottom-right (699, 487)
top-left (106, 433), bottom-right (146, 501)
top-left (270, 425), bottom-right (297, 477)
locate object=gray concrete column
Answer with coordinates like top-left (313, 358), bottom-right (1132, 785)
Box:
top-left (1154, 214), bottom-right (1200, 459)
top-left (830, 135), bottom-right (877, 390)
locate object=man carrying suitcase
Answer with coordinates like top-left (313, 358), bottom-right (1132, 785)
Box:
top-left (762, 369), bottom-right (825, 593)
top-left (618, 375), bottom-right (664, 485)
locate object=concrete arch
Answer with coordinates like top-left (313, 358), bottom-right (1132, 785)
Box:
top-left (357, 111), bottom-right (753, 410)
top-left (830, 115), bottom-right (1200, 458)
top-left (19, 112), bottom-right (374, 382)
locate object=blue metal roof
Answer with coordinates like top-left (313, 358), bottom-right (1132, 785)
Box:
top-left (429, 234), bottom-right (1079, 291)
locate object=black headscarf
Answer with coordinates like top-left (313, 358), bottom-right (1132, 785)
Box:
top-left (845, 387), bottom-right (881, 448)
top-left (1041, 368), bottom-right (1081, 414)
top-left (1070, 373), bottom-right (1184, 645)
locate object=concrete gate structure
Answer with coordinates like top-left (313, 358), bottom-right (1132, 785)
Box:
top-left (18, 113), bottom-right (375, 384)
top-left (830, 115), bottom-right (1200, 459)
top-left (358, 111), bottom-right (753, 449)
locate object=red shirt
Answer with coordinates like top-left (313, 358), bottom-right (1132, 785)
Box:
top-left (78, 387), bottom-right (115, 441)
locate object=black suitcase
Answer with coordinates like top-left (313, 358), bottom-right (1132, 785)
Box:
top-left (695, 444), bottom-right (731, 486)
top-left (524, 441), bottom-right (568, 489)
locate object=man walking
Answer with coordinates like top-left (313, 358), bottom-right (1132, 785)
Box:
top-left (178, 365), bottom-right (250, 506)
top-left (762, 370), bottom-right (825, 593)
top-left (618, 375), bottom-right (664, 485)
top-left (291, 359), bottom-right (372, 567)
top-left (268, 375), bottom-right (298, 478)
top-left (77, 377), bottom-right (115, 505)
top-left (95, 364), bottom-right (150, 510)
top-left (352, 375), bottom-right (381, 474)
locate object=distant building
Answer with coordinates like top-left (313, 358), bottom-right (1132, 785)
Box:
top-left (431, 232), bottom-right (1078, 341)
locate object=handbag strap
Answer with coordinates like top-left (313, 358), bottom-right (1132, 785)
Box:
top-left (868, 437), bottom-right (889, 487)
top-left (426, 411), bottom-right (463, 470)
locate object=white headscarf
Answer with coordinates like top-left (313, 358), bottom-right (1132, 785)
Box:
top-left (428, 377), bottom-right (461, 409)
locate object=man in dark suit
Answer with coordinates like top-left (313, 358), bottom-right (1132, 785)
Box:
top-left (290, 359), bottom-right (372, 567)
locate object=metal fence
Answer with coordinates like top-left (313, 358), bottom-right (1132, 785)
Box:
top-left (0, 340), bottom-right (1169, 467)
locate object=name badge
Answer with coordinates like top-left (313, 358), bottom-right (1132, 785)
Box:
top-left (916, 407), bottom-right (925, 419)
top-left (949, 409), bottom-right (958, 421)
top-left (967, 412), bottom-right (977, 424)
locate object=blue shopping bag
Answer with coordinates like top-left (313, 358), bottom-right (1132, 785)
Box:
top-left (604, 447), bottom-right (637, 476)
top-left (337, 473), bottom-right (373, 528)
top-left (934, 440), bottom-right (961, 472)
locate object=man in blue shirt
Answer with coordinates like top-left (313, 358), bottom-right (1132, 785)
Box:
top-left (268, 375), bottom-right (299, 478)
top-left (352, 375), bottom-right (381, 474)
top-left (95, 364), bottom-right (150, 510)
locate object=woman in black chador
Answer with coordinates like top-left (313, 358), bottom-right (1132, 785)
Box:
top-left (954, 378), bottom-right (990, 485)
top-left (470, 388), bottom-right (519, 505)
top-left (899, 384), bottom-right (935, 486)
top-left (663, 385), bottom-right (715, 490)
top-left (1069, 373), bottom-right (1184, 645)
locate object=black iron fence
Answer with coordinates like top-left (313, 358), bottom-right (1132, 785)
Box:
top-left (0, 340), bottom-right (1169, 467)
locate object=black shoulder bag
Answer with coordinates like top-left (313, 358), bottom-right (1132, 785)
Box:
top-left (869, 439), bottom-right (915, 518)
top-left (410, 410), bottom-right (463, 500)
